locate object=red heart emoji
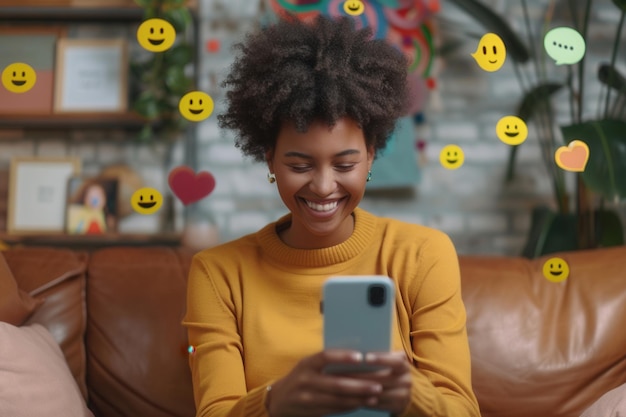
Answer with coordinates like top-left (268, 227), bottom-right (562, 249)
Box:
top-left (168, 166), bottom-right (216, 206)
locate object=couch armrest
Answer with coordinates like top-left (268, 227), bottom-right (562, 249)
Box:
top-left (4, 247), bottom-right (89, 401)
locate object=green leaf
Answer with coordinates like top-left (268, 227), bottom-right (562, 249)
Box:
top-left (137, 124), bottom-right (154, 142)
top-left (561, 120), bottom-right (626, 200)
top-left (164, 65), bottom-right (192, 95)
top-left (446, 0), bottom-right (530, 63)
top-left (595, 209), bottom-right (625, 247)
top-left (143, 6), bottom-right (159, 19)
top-left (133, 91), bottom-right (161, 120)
top-left (516, 82), bottom-right (564, 121)
top-left (133, 0), bottom-right (152, 7)
top-left (164, 43), bottom-right (193, 66)
top-left (598, 63), bottom-right (626, 95)
top-left (612, 0), bottom-right (626, 12)
top-left (163, 7), bottom-right (192, 33)
top-left (521, 206), bottom-right (624, 257)
top-left (521, 206), bottom-right (578, 258)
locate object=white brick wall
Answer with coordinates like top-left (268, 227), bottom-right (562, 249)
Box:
top-left (2, 0), bottom-right (624, 255)
top-left (186, 0), bottom-right (626, 255)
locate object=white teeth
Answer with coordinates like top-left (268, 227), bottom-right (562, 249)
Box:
top-left (304, 199), bottom-right (339, 212)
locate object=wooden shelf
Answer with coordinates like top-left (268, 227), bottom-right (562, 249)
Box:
top-left (0, 232), bottom-right (182, 249)
top-left (0, 6), bottom-right (144, 23)
top-left (0, 112), bottom-right (150, 130)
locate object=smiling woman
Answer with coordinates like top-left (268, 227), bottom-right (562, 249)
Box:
top-left (266, 118), bottom-right (372, 249)
top-left (183, 14), bottom-right (480, 417)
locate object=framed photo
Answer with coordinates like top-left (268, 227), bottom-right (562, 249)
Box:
top-left (65, 175), bottom-right (119, 235)
top-left (53, 38), bottom-right (128, 113)
top-left (0, 26), bottom-right (66, 115)
top-left (7, 157), bottom-right (81, 234)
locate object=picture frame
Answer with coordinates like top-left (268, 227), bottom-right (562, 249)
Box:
top-left (65, 175), bottom-right (119, 235)
top-left (53, 38), bottom-right (128, 113)
top-left (7, 157), bottom-right (81, 234)
top-left (0, 26), bottom-right (66, 115)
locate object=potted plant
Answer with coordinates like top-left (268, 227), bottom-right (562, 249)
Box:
top-left (130, 0), bottom-right (195, 142)
top-left (446, 0), bottom-right (626, 257)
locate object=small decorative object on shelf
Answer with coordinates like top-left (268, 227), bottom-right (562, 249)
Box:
top-left (65, 175), bottom-right (119, 235)
top-left (7, 157), bottom-right (81, 235)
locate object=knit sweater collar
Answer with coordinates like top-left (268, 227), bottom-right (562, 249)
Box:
top-left (256, 207), bottom-right (377, 268)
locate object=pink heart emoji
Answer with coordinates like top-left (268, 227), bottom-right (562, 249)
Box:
top-left (168, 166), bottom-right (216, 206)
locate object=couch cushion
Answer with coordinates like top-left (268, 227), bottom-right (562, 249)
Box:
top-left (4, 248), bottom-right (89, 401)
top-left (86, 247), bottom-right (195, 417)
top-left (0, 251), bottom-right (42, 325)
top-left (460, 246), bottom-right (626, 417)
top-left (0, 322), bottom-right (93, 417)
top-left (580, 382), bottom-right (626, 417)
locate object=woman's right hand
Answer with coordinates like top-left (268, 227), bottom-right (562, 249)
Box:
top-left (265, 350), bottom-right (383, 417)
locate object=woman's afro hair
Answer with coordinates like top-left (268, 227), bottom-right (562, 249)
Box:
top-left (217, 14), bottom-right (409, 162)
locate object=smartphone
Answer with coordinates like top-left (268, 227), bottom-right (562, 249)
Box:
top-left (321, 276), bottom-right (395, 417)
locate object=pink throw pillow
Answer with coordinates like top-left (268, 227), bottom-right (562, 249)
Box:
top-left (0, 322), bottom-right (93, 417)
top-left (580, 383), bottom-right (626, 417)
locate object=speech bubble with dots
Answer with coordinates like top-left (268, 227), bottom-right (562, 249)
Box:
top-left (544, 27), bottom-right (586, 65)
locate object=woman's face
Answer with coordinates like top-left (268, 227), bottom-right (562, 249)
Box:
top-left (267, 117), bottom-right (374, 249)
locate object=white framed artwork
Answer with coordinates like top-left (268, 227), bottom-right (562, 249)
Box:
top-left (53, 38), bottom-right (128, 113)
top-left (7, 157), bottom-right (82, 234)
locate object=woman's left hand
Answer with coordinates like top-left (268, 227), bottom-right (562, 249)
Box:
top-left (344, 351), bottom-right (412, 415)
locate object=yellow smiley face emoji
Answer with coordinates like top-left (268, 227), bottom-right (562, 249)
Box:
top-left (131, 187), bottom-right (163, 215)
top-left (1, 62), bottom-right (37, 93)
top-left (137, 18), bottom-right (176, 52)
top-left (542, 257), bottom-right (570, 283)
top-left (471, 33), bottom-right (507, 72)
top-left (439, 145), bottom-right (465, 170)
top-left (179, 91), bottom-right (214, 122)
top-left (343, 0), bottom-right (365, 16)
top-left (496, 115), bottom-right (528, 146)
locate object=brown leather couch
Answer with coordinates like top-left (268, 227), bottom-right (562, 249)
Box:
top-left (4, 244), bottom-right (626, 417)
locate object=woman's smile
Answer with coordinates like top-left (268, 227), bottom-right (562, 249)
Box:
top-left (266, 117), bottom-right (373, 249)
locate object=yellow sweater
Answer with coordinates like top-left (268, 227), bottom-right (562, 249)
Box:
top-left (183, 208), bottom-right (480, 417)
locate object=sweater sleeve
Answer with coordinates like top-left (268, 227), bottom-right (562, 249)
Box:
top-left (182, 254), bottom-right (270, 417)
top-left (398, 231), bottom-right (481, 417)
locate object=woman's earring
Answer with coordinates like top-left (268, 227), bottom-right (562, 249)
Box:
top-left (267, 172), bottom-right (276, 183)
top-left (366, 170), bottom-right (372, 182)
